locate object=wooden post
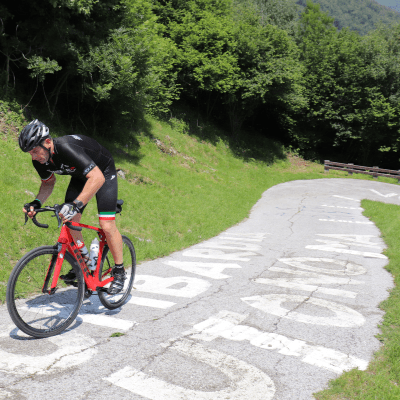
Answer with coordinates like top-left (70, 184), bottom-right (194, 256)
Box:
top-left (347, 163), bottom-right (353, 175)
top-left (324, 160), bottom-right (330, 172)
top-left (373, 166), bottom-right (379, 179)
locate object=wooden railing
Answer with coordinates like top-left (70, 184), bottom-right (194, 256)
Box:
top-left (324, 160), bottom-right (400, 183)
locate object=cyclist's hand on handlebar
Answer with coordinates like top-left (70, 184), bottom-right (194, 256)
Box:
top-left (23, 200), bottom-right (41, 219)
top-left (59, 202), bottom-right (81, 222)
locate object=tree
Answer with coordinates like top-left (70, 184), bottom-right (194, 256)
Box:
top-left (0, 0), bottom-right (178, 134)
top-left (295, 1), bottom-right (400, 166)
top-left (293, 0), bottom-right (339, 157)
top-left (236, 0), bottom-right (300, 33)
top-left (226, 1), bottom-right (305, 137)
top-left (154, 0), bottom-right (304, 137)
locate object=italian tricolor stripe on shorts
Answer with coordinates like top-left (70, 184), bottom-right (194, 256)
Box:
top-left (99, 212), bottom-right (116, 221)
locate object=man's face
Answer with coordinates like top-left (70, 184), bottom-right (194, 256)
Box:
top-left (28, 144), bottom-right (49, 164)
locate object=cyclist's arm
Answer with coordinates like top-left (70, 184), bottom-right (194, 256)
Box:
top-left (36, 174), bottom-right (57, 205)
top-left (23, 174), bottom-right (57, 218)
top-left (75, 166), bottom-right (105, 206)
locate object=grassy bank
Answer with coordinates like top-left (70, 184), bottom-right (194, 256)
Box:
top-left (315, 200), bottom-right (400, 400)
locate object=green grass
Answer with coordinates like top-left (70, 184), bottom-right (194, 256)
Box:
top-left (110, 332), bottom-right (125, 337)
top-left (314, 200), bottom-right (400, 400)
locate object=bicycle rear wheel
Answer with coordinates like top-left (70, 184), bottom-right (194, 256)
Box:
top-left (98, 235), bottom-right (136, 310)
top-left (6, 246), bottom-right (84, 338)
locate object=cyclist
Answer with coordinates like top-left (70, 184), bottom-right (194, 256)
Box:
top-left (19, 119), bottom-right (126, 294)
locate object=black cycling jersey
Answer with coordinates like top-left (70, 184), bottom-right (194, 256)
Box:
top-left (32, 134), bottom-right (118, 214)
top-left (33, 135), bottom-right (114, 181)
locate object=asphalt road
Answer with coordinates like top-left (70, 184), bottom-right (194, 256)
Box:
top-left (0, 178), bottom-right (399, 400)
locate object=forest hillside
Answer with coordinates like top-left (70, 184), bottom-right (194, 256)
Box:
top-left (296, 0), bottom-right (400, 34)
top-left (2, 0), bottom-right (400, 169)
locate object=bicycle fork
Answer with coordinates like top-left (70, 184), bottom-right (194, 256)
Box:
top-left (42, 243), bottom-right (65, 295)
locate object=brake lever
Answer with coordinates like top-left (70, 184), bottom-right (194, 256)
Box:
top-left (54, 204), bottom-right (62, 228)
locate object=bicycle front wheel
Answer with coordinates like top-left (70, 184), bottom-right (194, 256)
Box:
top-left (98, 235), bottom-right (136, 310)
top-left (6, 246), bottom-right (84, 338)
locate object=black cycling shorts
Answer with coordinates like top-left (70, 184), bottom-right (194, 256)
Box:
top-left (65, 163), bottom-right (118, 217)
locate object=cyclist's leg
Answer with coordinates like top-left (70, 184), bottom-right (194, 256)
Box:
top-left (97, 236), bottom-right (136, 309)
top-left (96, 164), bottom-right (125, 293)
top-left (99, 219), bottom-right (123, 264)
top-left (96, 164), bottom-right (123, 264)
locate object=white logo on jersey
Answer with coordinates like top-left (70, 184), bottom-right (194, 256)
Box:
top-left (111, 175), bottom-right (116, 180)
top-left (83, 163), bottom-right (95, 175)
top-left (49, 163), bottom-right (77, 175)
top-left (70, 135), bottom-right (82, 140)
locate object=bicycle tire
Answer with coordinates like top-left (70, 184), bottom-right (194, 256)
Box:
top-left (97, 235), bottom-right (136, 310)
top-left (6, 246), bottom-right (84, 338)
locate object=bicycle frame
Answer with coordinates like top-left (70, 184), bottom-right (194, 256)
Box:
top-left (43, 221), bottom-right (113, 294)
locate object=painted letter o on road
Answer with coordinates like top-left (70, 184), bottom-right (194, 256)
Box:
top-left (242, 294), bottom-right (365, 327)
top-left (104, 339), bottom-right (276, 400)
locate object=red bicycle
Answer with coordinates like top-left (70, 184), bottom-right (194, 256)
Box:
top-left (6, 201), bottom-right (136, 338)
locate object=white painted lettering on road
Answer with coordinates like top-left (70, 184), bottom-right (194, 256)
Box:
top-left (164, 261), bottom-right (241, 279)
top-left (0, 389), bottom-right (12, 399)
top-left (78, 313), bottom-right (134, 330)
top-left (269, 267), bottom-right (365, 285)
top-left (0, 329), bottom-right (97, 375)
top-left (134, 275), bottom-right (211, 298)
top-left (316, 234), bottom-right (382, 249)
top-left (369, 189), bottom-right (398, 198)
top-left (184, 311), bottom-right (368, 373)
top-left (183, 248), bottom-right (256, 261)
top-left (321, 205), bottom-right (362, 210)
top-left (314, 239), bottom-right (382, 251)
top-left (242, 294), bottom-right (365, 327)
top-left (332, 195), bottom-right (359, 202)
top-left (254, 278), bottom-right (358, 298)
top-left (104, 339), bottom-right (275, 400)
top-left (128, 297), bottom-right (176, 309)
top-left (199, 241), bottom-right (262, 252)
top-left (279, 257), bottom-right (367, 276)
top-left (306, 244), bottom-right (387, 259)
top-left (319, 219), bottom-right (373, 225)
top-left (19, 305), bottom-right (135, 331)
top-left (0, 389), bottom-right (13, 400)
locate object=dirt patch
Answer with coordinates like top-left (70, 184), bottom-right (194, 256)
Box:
top-left (0, 117), bottom-right (20, 141)
top-left (155, 138), bottom-right (196, 164)
top-left (116, 168), bottom-right (155, 185)
top-left (287, 153), bottom-right (312, 170)
top-left (128, 175), bottom-right (154, 185)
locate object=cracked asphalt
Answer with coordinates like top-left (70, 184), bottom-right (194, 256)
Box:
top-left (0, 178), bottom-right (399, 400)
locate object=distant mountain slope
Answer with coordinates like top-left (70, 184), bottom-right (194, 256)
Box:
top-left (375, 0), bottom-right (400, 13)
top-left (296, 0), bottom-right (400, 35)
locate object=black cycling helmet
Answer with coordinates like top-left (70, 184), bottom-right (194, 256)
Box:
top-left (19, 119), bottom-right (50, 152)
